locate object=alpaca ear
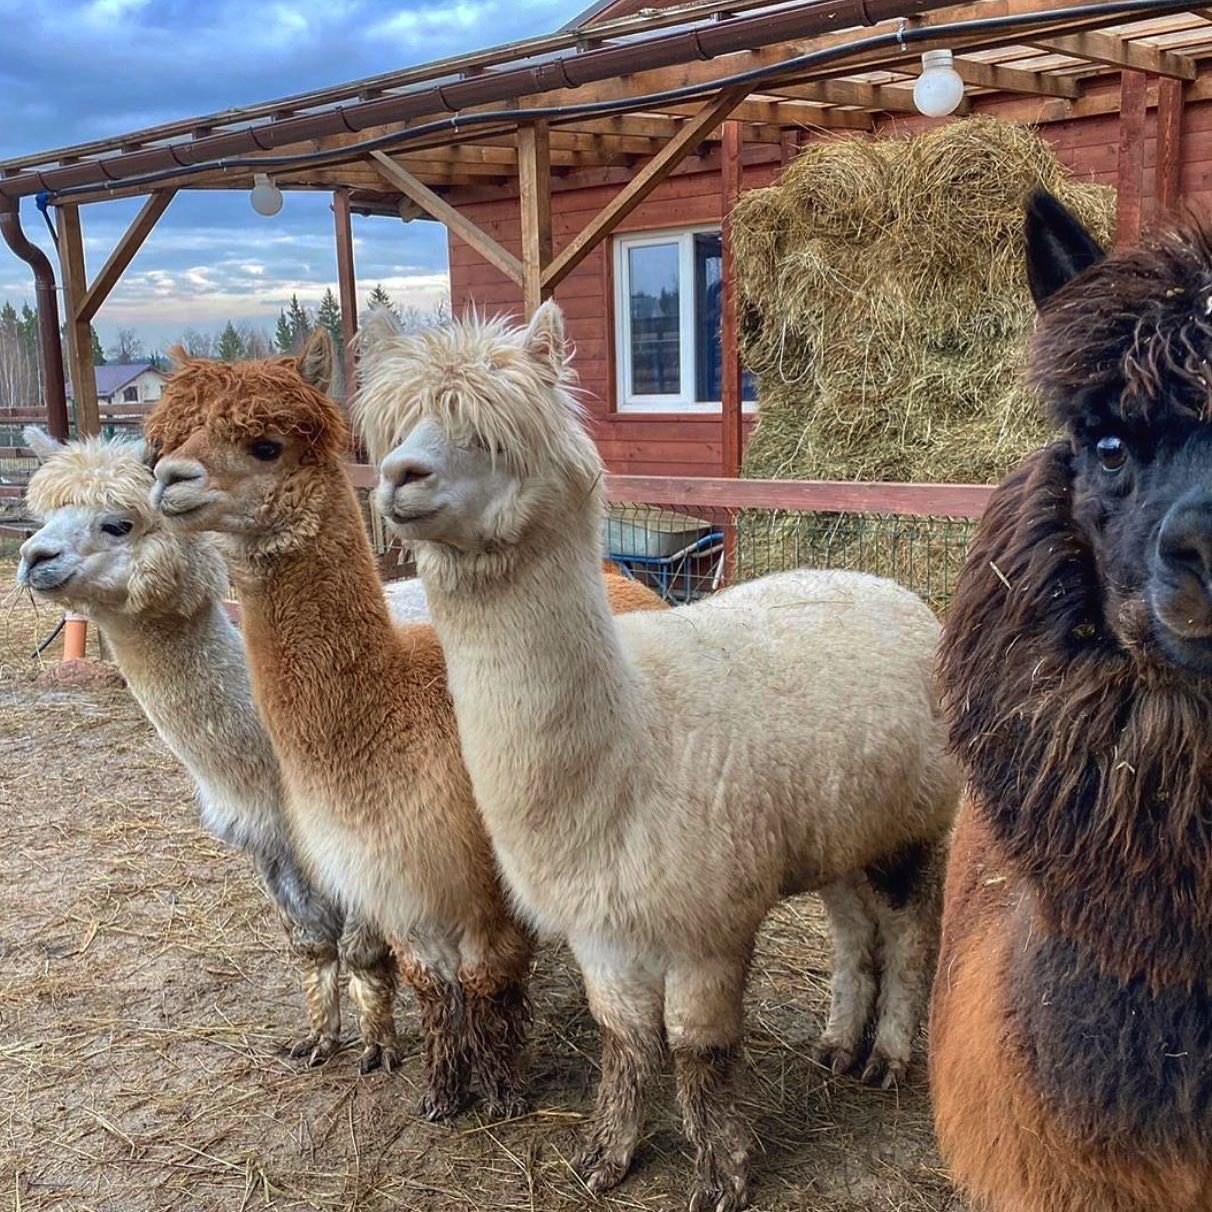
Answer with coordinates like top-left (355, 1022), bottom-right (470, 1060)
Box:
top-left (297, 328), bottom-right (334, 392)
top-left (523, 301), bottom-right (569, 382)
top-left (166, 343), bottom-right (190, 369)
top-left (1025, 189), bottom-right (1105, 308)
top-left (358, 305), bottom-right (401, 355)
top-left (23, 426), bottom-right (64, 463)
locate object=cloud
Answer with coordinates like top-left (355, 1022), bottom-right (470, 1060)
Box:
top-left (0, 0), bottom-right (570, 344)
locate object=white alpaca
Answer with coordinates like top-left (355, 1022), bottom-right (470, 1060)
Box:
top-left (16, 428), bottom-right (433, 1072)
top-left (356, 305), bottom-right (960, 1212)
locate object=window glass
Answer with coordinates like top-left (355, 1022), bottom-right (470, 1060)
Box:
top-left (627, 242), bottom-right (680, 396)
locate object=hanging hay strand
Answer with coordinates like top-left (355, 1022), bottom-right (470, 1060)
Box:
top-left (737, 116), bottom-right (1116, 486)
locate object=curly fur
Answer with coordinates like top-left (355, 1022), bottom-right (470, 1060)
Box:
top-left (147, 352), bottom-right (350, 464)
top-left (18, 432), bottom-right (401, 1069)
top-left (931, 208), bottom-right (1212, 1212)
top-left (144, 334), bottom-right (667, 1117)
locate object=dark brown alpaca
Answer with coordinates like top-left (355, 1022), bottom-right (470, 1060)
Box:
top-left (931, 192), bottom-right (1212, 1212)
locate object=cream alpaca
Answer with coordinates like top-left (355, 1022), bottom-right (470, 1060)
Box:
top-left (358, 305), bottom-right (960, 1212)
top-left (146, 335), bottom-right (666, 1119)
top-left (17, 428), bottom-right (401, 1070)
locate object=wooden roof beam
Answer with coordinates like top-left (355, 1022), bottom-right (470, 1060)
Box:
top-left (950, 56), bottom-right (1080, 97)
top-left (1032, 30), bottom-right (1197, 78)
top-left (369, 151), bottom-right (524, 285)
top-left (762, 78), bottom-right (926, 113)
top-left (652, 98), bottom-right (872, 131)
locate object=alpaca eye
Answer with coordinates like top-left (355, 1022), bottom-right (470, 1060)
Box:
top-left (1096, 434), bottom-right (1128, 472)
top-left (249, 439), bottom-right (283, 462)
top-left (101, 519), bottom-right (133, 537)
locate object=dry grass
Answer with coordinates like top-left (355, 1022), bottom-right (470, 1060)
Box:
top-left (0, 563), bottom-right (957, 1211)
top-left (734, 116), bottom-right (1117, 486)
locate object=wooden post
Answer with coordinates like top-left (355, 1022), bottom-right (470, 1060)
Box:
top-left (518, 120), bottom-right (553, 318)
top-left (1156, 76), bottom-right (1185, 217)
top-left (721, 120), bottom-right (744, 481)
top-left (333, 188), bottom-right (359, 398)
top-left (1116, 70), bottom-right (1148, 248)
top-left (721, 119), bottom-right (745, 583)
top-left (57, 204), bottom-right (99, 437)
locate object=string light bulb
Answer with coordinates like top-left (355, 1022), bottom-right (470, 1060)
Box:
top-left (913, 49), bottom-right (965, 118)
top-left (250, 173), bottom-right (283, 217)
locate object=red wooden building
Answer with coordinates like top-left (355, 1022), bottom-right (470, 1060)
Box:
top-left (1, 0), bottom-right (1208, 487)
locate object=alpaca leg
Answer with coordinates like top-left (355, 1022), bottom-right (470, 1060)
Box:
top-left (863, 838), bottom-right (945, 1089)
top-left (257, 853), bottom-right (344, 1066)
top-left (399, 938), bottom-right (469, 1121)
top-left (814, 876), bottom-right (879, 1077)
top-left (460, 920), bottom-right (534, 1118)
top-left (285, 926), bottom-right (343, 1066)
top-left (666, 954), bottom-right (753, 1212)
top-left (340, 913), bottom-right (402, 1075)
top-left (573, 956), bottom-right (665, 1195)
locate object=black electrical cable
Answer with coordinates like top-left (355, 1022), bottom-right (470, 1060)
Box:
top-left (32, 615), bottom-right (66, 658)
top-left (39, 0), bottom-right (1187, 203)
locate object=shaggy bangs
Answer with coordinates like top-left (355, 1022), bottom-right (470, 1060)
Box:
top-left (354, 313), bottom-right (597, 483)
top-left (26, 436), bottom-right (154, 521)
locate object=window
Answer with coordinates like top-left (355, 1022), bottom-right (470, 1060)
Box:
top-left (122, 386), bottom-right (139, 403)
top-left (614, 227), bottom-right (757, 413)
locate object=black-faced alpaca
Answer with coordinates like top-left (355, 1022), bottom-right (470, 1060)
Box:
top-left (930, 191), bottom-right (1212, 1212)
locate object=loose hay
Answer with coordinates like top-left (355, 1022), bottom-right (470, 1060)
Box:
top-left (737, 116), bottom-right (1117, 486)
top-left (0, 562), bottom-right (952, 1211)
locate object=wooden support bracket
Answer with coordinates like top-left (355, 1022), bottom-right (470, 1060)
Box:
top-left (370, 150), bottom-right (523, 285)
top-left (541, 86), bottom-right (749, 293)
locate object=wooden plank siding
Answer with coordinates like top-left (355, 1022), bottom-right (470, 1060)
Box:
top-left (447, 93), bottom-right (1212, 477)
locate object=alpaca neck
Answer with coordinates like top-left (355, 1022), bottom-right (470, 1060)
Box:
top-left (230, 465), bottom-right (400, 769)
top-left (92, 591), bottom-right (282, 849)
top-left (422, 489), bottom-right (645, 854)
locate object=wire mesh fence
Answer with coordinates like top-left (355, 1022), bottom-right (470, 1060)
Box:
top-left (603, 503), bottom-right (978, 615)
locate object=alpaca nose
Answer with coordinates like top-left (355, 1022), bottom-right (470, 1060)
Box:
top-left (19, 535), bottom-right (62, 572)
top-left (381, 449), bottom-right (434, 489)
top-left (1158, 495), bottom-right (1212, 589)
top-left (154, 458), bottom-right (205, 490)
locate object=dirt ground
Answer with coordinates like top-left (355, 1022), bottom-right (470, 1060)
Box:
top-left (0, 560), bottom-right (957, 1212)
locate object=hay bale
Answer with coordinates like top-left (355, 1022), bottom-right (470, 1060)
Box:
top-left (735, 116), bottom-right (1116, 487)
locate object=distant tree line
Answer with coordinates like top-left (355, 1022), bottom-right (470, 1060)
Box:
top-left (0, 282), bottom-right (444, 409)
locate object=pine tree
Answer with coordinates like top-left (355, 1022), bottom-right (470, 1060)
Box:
top-left (366, 283), bottom-right (398, 319)
top-left (286, 293), bottom-right (312, 349)
top-left (89, 325), bottom-right (106, 367)
top-left (317, 288), bottom-right (343, 348)
top-left (217, 321), bottom-right (246, 362)
top-left (273, 309), bottom-right (294, 354)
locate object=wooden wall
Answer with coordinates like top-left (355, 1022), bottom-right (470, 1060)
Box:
top-left (446, 92), bottom-right (1212, 478)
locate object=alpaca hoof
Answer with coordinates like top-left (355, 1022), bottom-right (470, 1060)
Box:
top-left (687, 1163), bottom-right (749, 1212)
top-left (482, 1090), bottom-right (529, 1121)
top-left (417, 1089), bottom-right (466, 1122)
top-left (813, 1039), bottom-right (856, 1078)
top-left (358, 1042), bottom-right (402, 1075)
top-left (860, 1050), bottom-right (907, 1090)
top-left (574, 1140), bottom-right (632, 1194)
top-left (288, 1034), bottom-right (340, 1067)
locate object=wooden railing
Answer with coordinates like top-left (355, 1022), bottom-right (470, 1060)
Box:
top-left (348, 466), bottom-right (995, 519)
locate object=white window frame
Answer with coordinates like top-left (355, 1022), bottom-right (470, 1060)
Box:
top-left (614, 225), bottom-right (754, 415)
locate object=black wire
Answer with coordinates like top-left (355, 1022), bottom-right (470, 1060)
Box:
top-left (32, 615), bottom-right (65, 658)
top-left (41, 0), bottom-right (1187, 202)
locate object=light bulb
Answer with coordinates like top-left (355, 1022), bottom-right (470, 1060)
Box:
top-left (250, 173), bottom-right (283, 217)
top-left (913, 49), bottom-right (965, 118)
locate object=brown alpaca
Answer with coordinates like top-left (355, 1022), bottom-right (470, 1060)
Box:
top-left (143, 334), bottom-right (665, 1118)
top-left (931, 192), bottom-right (1212, 1211)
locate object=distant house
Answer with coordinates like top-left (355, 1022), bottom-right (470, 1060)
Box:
top-left (68, 363), bottom-right (167, 408)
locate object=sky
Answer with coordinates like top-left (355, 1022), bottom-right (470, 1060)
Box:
top-left (0, 0), bottom-right (574, 351)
